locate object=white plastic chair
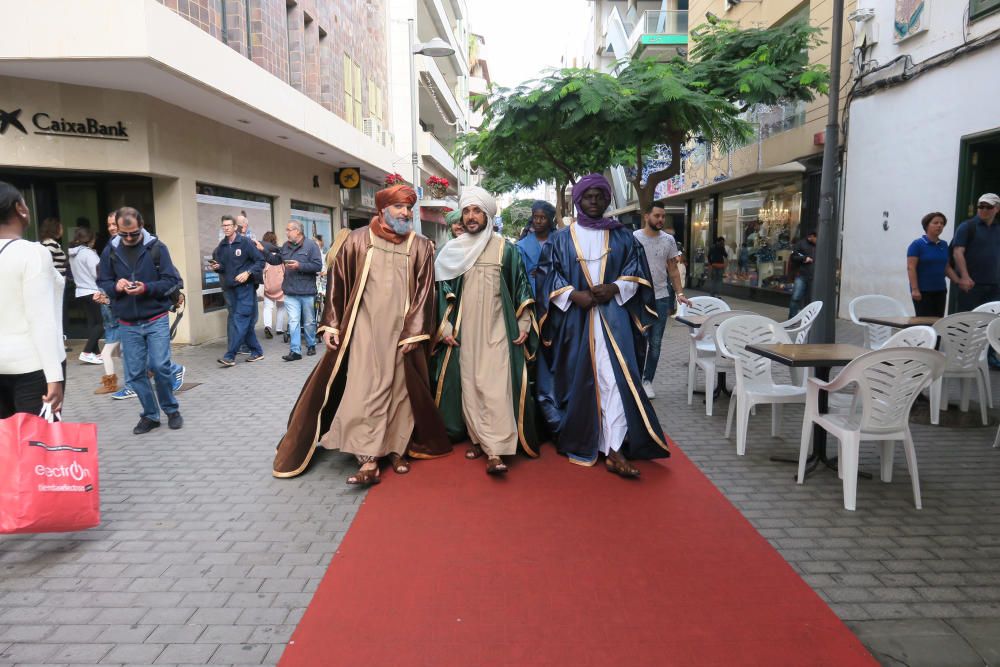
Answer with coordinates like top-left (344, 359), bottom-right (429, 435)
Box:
top-left (987, 319), bottom-right (1000, 448)
top-left (678, 295), bottom-right (730, 318)
top-left (972, 302), bottom-right (1000, 408)
top-left (849, 295), bottom-right (909, 350)
top-left (780, 301), bottom-right (823, 385)
top-left (686, 310), bottom-right (753, 416)
top-left (883, 325), bottom-right (937, 350)
top-left (717, 315), bottom-right (806, 456)
top-left (798, 347), bottom-right (945, 511)
top-left (931, 312), bottom-right (995, 426)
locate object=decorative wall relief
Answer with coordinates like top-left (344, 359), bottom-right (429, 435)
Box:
top-left (894, 0), bottom-right (927, 42)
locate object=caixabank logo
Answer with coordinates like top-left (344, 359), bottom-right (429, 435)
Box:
top-left (0, 105), bottom-right (128, 141)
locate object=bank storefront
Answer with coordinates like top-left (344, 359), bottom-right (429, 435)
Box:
top-left (0, 75), bottom-right (359, 344)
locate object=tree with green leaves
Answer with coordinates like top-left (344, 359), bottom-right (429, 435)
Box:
top-left (460, 17), bottom-right (829, 213)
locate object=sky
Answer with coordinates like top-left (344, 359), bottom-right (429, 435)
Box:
top-left (467, 0), bottom-right (588, 88)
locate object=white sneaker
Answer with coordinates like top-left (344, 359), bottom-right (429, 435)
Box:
top-left (79, 352), bottom-right (103, 365)
top-left (642, 380), bottom-right (656, 398)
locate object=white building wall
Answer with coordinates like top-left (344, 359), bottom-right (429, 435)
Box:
top-left (839, 2), bottom-right (1000, 317)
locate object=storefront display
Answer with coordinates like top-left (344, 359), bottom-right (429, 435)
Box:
top-left (688, 198), bottom-right (713, 291)
top-left (718, 181), bottom-right (802, 294)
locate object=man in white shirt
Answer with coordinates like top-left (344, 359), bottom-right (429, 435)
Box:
top-left (633, 203), bottom-right (689, 398)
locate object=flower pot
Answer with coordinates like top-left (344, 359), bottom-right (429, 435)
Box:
top-left (428, 184), bottom-right (447, 199)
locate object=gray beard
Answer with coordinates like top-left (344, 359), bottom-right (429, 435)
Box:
top-left (386, 215), bottom-right (412, 235)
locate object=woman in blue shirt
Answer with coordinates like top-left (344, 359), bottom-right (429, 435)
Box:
top-left (906, 212), bottom-right (957, 316)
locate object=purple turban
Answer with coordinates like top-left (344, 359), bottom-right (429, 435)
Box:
top-left (571, 174), bottom-right (623, 230)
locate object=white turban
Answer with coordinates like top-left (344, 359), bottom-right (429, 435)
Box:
top-left (435, 186), bottom-right (499, 281)
top-left (458, 186), bottom-right (497, 220)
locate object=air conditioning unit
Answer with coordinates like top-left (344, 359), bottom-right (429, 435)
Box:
top-left (362, 117), bottom-right (382, 142)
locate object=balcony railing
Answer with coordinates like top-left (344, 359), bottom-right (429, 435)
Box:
top-left (627, 10), bottom-right (688, 53)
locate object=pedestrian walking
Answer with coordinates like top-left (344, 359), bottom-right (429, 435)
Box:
top-left (707, 236), bottom-right (728, 298)
top-left (951, 193), bottom-right (1000, 312)
top-left (96, 207), bottom-right (183, 434)
top-left (265, 221), bottom-right (323, 361)
top-left (907, 212), bottom-right (956, 317)
top-left (0, 182), bottom-right (65, 418)
top-left (516, 200), bottom-right (556, 293)
top-left (67, 227), bottom-right (104, 365)
top-left (633, 202), bottom-right (690, 398)
top-left (788, 230), bottom-right (817, 318)
top-left (211, 216), bottom-right (265, 367)
top-left (257, 231), bottom-right (287, 341)
top-left (97, 211), bottom-right (185, 399)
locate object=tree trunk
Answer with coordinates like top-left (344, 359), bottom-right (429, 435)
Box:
top-left (632, 137), bottom-right (684, 217)
top-left (555, 180), bottom-right (569, 226)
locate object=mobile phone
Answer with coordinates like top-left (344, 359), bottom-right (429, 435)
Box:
top-left (127, 282), bottom-right (138, 289)
top-left (283, 260), bottom-right (294, 265)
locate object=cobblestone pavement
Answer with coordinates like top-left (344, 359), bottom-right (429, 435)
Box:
top-left (1, 295), bottom-right (999, 666)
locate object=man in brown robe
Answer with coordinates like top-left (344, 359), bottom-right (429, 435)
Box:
top-left (271, 185), bottom-right (450, 484)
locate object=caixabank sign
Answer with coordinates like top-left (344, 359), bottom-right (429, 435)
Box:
top-left (0, 105), bottom-right (128, 140)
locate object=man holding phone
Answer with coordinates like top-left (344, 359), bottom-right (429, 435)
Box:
top-left (263, 220), bottom-right (323, 361)
top-left (211, 216), bottom-right (265, 367)
top-left (97, 207), bottom-right (183, 434)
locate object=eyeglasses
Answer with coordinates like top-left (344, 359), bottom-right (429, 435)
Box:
top-left (118, 230), bottom-right (142, 239)
top-left (977, 203), bottom-right (996, 210)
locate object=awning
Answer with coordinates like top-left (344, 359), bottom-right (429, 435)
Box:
top-left (656, 161), bottom-right (807, 206)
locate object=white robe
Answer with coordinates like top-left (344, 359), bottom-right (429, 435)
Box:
top-left (552, 224), bottom-right (637, 455)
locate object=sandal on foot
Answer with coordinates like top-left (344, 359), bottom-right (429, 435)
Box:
top-left (486, 456), bottom-right (508, 475)
top-left (347, 462), bottom-right (381, 486)
top-left (466, 443), bottom-right (484, 460)
top-left (389, 453), bottom-right (410, 475)
top-left (605, 452), bottom-right (640, 478)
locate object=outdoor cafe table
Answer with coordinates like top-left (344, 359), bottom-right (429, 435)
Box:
top-left (745, 343), bottom-right (870, 477)
top-left (858, 315), bottom-right (940, 328)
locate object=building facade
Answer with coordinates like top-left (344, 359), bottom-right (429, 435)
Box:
top-left (0, 0), bottom-right (399, 344)
top-left (657, 0), bottom-right (856, 306)
top-left (388, 0), bottom-right (474, 247)
top-left (839, 0), bottom-right (1000, 316)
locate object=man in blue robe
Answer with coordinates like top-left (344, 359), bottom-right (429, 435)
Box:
top-left (516, 200), bottom-right (556, 293)
top-left (535, 174), bottom-right (669, 477)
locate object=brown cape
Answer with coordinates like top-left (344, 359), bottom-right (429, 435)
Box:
top-left (272, 228), bottom-right (452, 477)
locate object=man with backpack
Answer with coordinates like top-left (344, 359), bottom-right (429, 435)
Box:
top-left (952, 193), bottom-right (1000, 313)
top-left (97, 207), bottom-right (183, 434)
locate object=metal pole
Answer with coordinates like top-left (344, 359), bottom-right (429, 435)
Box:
top-left (810, 0), bottom-right (844, 343)
top-left (408, 18), bottom-right (423, 235)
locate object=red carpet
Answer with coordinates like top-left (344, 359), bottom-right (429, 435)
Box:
top-left (281, 443), bottom-right (875, 666)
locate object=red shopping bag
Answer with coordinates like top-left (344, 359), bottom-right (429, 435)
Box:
top-left (0, 412), bottom-right (100, 534)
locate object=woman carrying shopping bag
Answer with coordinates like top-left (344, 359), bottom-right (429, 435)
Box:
top-left (0, 181), bottom-right (64, 418)
top-left (258, 231), bottom-right (287, 340)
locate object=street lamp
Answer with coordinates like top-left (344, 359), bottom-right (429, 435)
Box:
top-left (408, 20), bottom-right (455, 235)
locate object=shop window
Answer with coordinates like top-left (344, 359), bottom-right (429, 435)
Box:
top-left (971, 0), bottom-right (1000, 20)
top-left (688, 198), bottom-right (713, 289)
top-left (195, 184), bottom-right (274, 313)
top-left (718, 181), bottom-right (802, 294)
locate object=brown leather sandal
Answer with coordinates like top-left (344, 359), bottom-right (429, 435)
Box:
top-left (389, 453), bottom-right (410, 475)
top-left (466, 443), bottom-right (484, 460)
top-left (605, 452), bottom-right (640, 478)
top-left (486, 456), bottom-right (508, 475)
top-left (347, 461), bottom-right (381, 486)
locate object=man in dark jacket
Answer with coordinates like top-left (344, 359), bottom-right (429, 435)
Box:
top-left (264, 220), bottom-right (323, 361)
top-left (97, 207), bottom-right (183, 434)
top-left (211, 216), bottom-right (265, 367)
top-left (789, 230), bottom-right (817, 318)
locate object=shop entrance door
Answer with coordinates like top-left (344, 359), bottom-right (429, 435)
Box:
top-left (956, 131), bottom-right (1000, 222)
top-left (0, 170), bottom-right (154, 338)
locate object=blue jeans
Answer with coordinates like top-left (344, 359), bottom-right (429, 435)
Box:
top-left (643, 297), bottom-right (674, 383)
top-left (285, 294), bottom-right (316, 354)
top-left (789, 275), bottom-right (811, 318)
top-left (223, 284), bottom-right (264, 360)
top-left (121, 315), bottom-right (179, 421)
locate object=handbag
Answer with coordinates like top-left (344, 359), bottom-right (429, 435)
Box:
top-left (0, 405), bottom-right (100, 534)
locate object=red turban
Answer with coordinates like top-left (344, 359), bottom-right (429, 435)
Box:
top-left (370, 185), bottom-right (418, 244)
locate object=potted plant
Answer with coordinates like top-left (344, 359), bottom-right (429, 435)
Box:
top-left (383, 173), bottom-right (406, 187)
top-left (427, 175), bottom-right (450, 199)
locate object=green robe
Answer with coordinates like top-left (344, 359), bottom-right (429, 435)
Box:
top-left (431, 236), bottom-right (541, 456)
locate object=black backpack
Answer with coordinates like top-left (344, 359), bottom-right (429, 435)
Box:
top-left (149, 241), bottom-right (184, 311)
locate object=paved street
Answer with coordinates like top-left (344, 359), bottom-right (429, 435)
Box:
top-left (2, 295), bottom-right (1000, 666)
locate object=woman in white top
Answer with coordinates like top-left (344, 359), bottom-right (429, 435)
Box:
top-left (0, 181), bottom-right (64, 417)
top-left (68, 226), bottom-right (104, 364)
